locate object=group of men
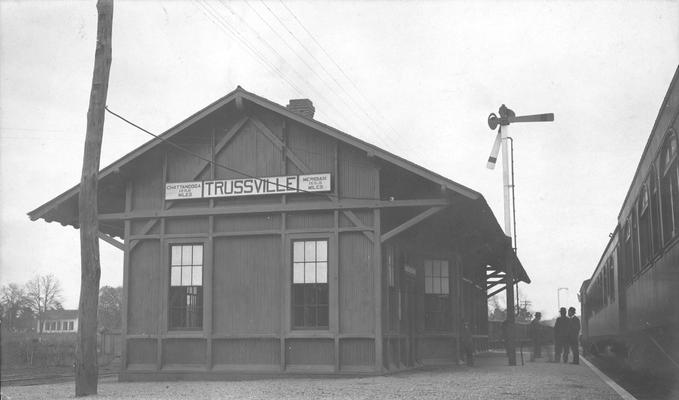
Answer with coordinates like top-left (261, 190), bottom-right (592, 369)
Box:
top-left (530, 306), bottom-right (580, 364)
top-left (553, 306), bottom-right (581, 364)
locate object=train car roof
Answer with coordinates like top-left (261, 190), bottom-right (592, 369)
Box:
top-left (617, 65), bottom-right (679, 221)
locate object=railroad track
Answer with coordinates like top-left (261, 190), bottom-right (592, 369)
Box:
top-left (586, 355), bottom-right (679, 400)
top-left (1, 372), bottom-right (118, 387)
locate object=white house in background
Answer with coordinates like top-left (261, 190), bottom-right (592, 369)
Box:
top-left (37, 309), bottom-right (78, 333)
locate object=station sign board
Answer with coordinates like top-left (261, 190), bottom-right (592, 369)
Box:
top-left (165, 173), bottom-right (331, 200)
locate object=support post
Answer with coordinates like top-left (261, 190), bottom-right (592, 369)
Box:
top-left (76, 0), bottom-right (113, 396)
top-left (501, 124), bottom-right (517, 366)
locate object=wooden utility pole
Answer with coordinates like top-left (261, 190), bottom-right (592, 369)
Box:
top-left (76, 0), bottom-right (113, 396)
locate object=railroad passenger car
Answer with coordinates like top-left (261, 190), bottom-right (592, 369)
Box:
top-left (29, 87), bottom-right (528, 379)
top-left (581, 66), bottom-right (679, 374)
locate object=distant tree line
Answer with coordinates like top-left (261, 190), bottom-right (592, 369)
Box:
top-left (488, 293), bottom-right (534, 323)
top-left (1, 274), bottom-right (64, 332)
top-left (0, 275), bottom-right (121, 333)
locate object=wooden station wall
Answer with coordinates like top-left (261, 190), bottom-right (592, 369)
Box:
top-left (121, 104), bottom-right (383, 376)
top-left (379, 217), bottom-right (488, 370)
top-left (117, 102), bottom-right (489, 378)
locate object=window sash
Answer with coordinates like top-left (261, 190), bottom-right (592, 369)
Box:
top-left (292, 239), bottom-right (329, 329)
top-left (168, 243), bottom-right (204, 329)
top-left (424, 259), bottom-right (449, 295)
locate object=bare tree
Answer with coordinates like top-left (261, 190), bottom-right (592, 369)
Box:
top-left (24, 274), bottom-right (64, 333)
top-left (1, 283), bottom-right (29, 331)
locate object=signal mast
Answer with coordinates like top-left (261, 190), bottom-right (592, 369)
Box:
top-left (486, 105), bottom-right (553, 365)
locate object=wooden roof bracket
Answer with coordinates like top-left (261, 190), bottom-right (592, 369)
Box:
top-left (98, 231), bottom-right (124, 251)
top-left (487, 285), bottom-right (507, 298)
top-left (380, 205), bottom-right (446, 243)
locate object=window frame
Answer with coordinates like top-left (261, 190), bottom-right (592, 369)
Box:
top-left (423, 258), bottom-right (451, 332)
top-left (660, 129), bottom-right (679, 244)
top-left (638, 186), bottom-right (652, 267)
top-left (289, 234), bottom-right (332, 331)
top-left (649, 166), bottom-right (662, 256)
top-left (166, 239), bottom-right (208, 332)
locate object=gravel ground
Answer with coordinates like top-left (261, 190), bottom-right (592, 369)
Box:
top-left (0, 353), bottom-right (622, 400)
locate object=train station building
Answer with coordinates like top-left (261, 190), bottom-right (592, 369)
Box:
top-left (28, 87), bottom-right (529, 379)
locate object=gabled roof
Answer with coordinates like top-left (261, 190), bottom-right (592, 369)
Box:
top-left (28, 86), bottom-right (480, 224)
top-left (27, 86), bottom-right (528, 283)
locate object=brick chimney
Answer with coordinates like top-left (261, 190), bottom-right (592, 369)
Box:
top-left (286, 99), bottom-right (315, 119)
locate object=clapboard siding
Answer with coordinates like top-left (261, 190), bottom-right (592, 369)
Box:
top-left (286, 122), bottom-right (335, 174)
top-left (131, 150), bottom-right (163, 211)
top-left (285, 339), bottom-right (334, 366)
top-left (128, 240), bottom-right (161, 335)
top-left (287, 212), bottom-right (334, 230)
top-left (126, 339), bottom-right (156, 367)
top-left (212, 236), bottom-right (281, 335)
top-left (215, 120), bottom-right (284, 180)
top-left (165, 217), bottom-right (209, 235)
top-left (163, 339), bottom-right (206, 366)
top-left (212, 338), bottom-right (280, 366)
top-left (131, 219), bottom-right (160, 235)
top-left (338, 144), bottom-right (378, 200)
top-left (214, 214), bottom-right (281, 233)
top-left (339, 233), bottom-right (374, 334)
top-left (340, 339), bottom-right (375, 368)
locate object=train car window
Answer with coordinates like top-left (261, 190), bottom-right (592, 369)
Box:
top-left (641, 184), bottom-right (649, 211)
top-left (650, 167), bottom-right (662, 256)
top-left (639, 186), bottom-right (652, 267)
top-left (609, 255), bottom-right (615, 302)
top-left (605, 258), bottom-right (610, 303)
top-left (632, 209), bottom-right (640, 276)
top-left (622, 221), bottom-right (632, 286)
top-left (661, 131), bottom-right (678, 243)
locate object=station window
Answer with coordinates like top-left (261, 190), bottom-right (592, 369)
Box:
top-left (169, 244), bottom-right (203, 329)
top-left (424, 259), bottom-right (450, 331)
top-left (69, 321), bottom-right (74, 331)
top-left (292, 240), bottom-right (329, 329)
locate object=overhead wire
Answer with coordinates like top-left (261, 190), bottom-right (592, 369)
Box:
top-left (193, 1), bottom-right (307, 98)
top-left (272, 0), bottom-right (432, 159)
top-left (275, 2), bottom-right (409, 139)
top-left (246, 0), bottom-right (401, 150)
top-left (194, 1), bottom-right (432, 171)
top-left (208, 0), bottom-right (369, 140)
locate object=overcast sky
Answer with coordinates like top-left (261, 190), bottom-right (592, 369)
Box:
top-left (1, 0), bottom-right (678, 319)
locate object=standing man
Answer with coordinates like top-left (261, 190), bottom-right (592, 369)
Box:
top-left (554, 307), bottom-right (569, 363)
top-left (567, 307), bottom-right (580, 364)
top-left (501, 319), bottom-right (510, 358)
top-left (529, 312), bottom-right (542, 361)
top-left (461, 321), bottom-right (474, 366)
